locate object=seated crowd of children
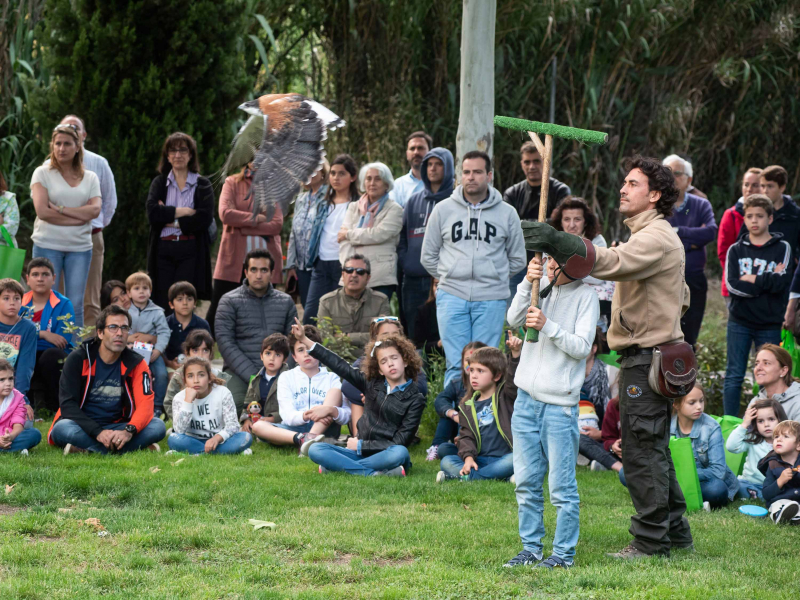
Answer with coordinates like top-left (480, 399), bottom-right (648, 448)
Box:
top-left (2, 250), bottom-right (799, 530)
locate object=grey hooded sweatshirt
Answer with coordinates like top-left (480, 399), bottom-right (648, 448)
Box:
top-left (751, 380), bottom-right (800, 422)
top-left (421, 185), bottom-right (526, 301)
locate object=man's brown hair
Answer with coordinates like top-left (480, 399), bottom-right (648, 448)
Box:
top-left (761, 165), bottom-right (788, 188)
top-left (743, 194), bottom-right (774, 217)
top-left (520, 141), bottom-right (540, 156)
top-left (363, 335), bottom-right (422, 382)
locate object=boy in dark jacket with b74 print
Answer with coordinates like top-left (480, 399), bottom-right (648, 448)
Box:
top-left (436, 339), bottom-right (521, 482)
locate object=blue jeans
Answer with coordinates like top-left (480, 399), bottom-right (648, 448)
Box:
top-left (50, 418), bottom-right (166, 454)
top-left (723, 320), bottom-right (781, 416)
top-left (402, 275), bottom-right (432, 342)
top-left (303, 259), bottom-right (342, 325)
top-left (167, 431), bottom-right (252, 455)
top-left (736, 479), bottom-right (764, 500)
top-left (512, 389), bottom-right (580, 562)
top-left (0, 428), bottom-right (42, 452)
top-left (149, 355), bottom-right (168, 412)
top-left (308, 442), bottom-right (410, 476)
top-left (271, 421), bottom-right (313, 434)
top-left (32, 245), bottom-right (93, 326)
top-left (436, 289), bottom-right (507, 387)
top-left (432, 416), bottom-right (459, 446)
top-left (440, 452), bottom-right (514, 481)
top-left (436, 441), bottom-right (459, 458)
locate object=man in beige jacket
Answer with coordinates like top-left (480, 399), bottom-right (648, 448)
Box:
top-left (522, 155), bottom-right (693, 559)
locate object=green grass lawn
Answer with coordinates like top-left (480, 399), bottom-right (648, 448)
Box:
top-left (1, 423), bottom-right (797, 599)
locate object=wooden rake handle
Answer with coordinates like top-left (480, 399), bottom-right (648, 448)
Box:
top-left (525, 133), bottom-right (553, 343)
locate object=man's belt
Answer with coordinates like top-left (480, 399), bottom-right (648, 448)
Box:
top-left (621, 347), bottom-right (653, 358)
top-left (161, 235), bottom-right (196, 241)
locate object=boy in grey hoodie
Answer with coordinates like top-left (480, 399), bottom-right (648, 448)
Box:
top-left (126, 272), bottom-right (171, 416)
top-left (421, 151), bottom-right (526, 386)
top-left (503, 256), bottom-right (599, 570)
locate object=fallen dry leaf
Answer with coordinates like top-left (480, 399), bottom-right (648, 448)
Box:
top-left (83, 518), bottom-right (105, 531)
top-left (248, 519), bottom-right (276, 531)
top-left (462, 504), bottom-right (470, 511)
top-left (5, 484), bottom-right (16, 495)
top-left (149, 466), bottom-right (161, 474)
top-left (170, 458), bottom-right (185, 466)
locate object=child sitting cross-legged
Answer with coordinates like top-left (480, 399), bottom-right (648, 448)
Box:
top-left (436, 338), bottom-right (521, 482)
top-left (240, 333), bottom-right (290, 432)
top-left (167, 357), bottom-right (253, 455)
top-left (727, 398), bottom-right (788, 500)
top-left (758, 419), bottom-right (800, 524)
top-left (163, 330), bottom-right (230, 420)
top-left (0, 358), bottom-right (41, 455)
top-left (125, 272), bottom-right (170, 418)
top-left (251, 324), bottom-right (348, 453)
top-left (427, 341), bottom-right (487, 461)
top-left (291, 318), bottom-right (426, 476)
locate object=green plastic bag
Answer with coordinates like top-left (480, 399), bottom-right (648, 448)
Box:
top-left (781, 329), bottom-right (800, 379)
top-left (709, 414), bottom-right (746, 477)
top-left (0, 226), bottom-right (25, 280)
top-left (669, 436), bottom-right (703, 512)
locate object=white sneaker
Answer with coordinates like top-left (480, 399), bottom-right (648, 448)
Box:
top-left (577, 454), bottom-right (590, 467)
top-left (436, 471), bottom-right (446, 483)
top-left (164, 450), bottom-right (178, 455)
top-left (703, 501), bottom-right (711, 512)
top-left (242, 448), bottom-right (253, 455)
top-left (509, 474), bottom-right (515, 484)
top-left (590, 460), bottom-right (608, 472)
top-left (769, 499), bottom-right (800, 524)
top-left (147, 443), bottom-right (161, 452)
top-left (299, 434), bottom-right (324, 457)
top-left (20, 449), bottom-right (29, 457)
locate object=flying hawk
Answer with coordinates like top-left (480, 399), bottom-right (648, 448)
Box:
top-left (222, 93), bottom-right (345, 220)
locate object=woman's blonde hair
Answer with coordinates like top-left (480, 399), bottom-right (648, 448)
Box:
top-left (183, 357), bottom-right (225, 388)
top-left (48, 124), bottom-right (84, 177)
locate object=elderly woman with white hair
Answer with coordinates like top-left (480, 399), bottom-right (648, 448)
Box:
top-left (337, 162), bottom-right (404, 300)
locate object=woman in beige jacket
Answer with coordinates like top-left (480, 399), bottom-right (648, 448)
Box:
top-left (338, 162), bottom-right (403, 299)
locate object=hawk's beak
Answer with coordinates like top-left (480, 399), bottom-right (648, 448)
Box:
top-left (239, 100), bottom-right (261, 116)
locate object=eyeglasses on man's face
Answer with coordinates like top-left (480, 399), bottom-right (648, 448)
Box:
top-left (104, 324), bottom-right (131, 334)
top-left (343, 267), bottom-right (369, 276)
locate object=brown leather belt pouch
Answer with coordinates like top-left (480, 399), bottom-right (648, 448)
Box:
top-left (647, 342), bottom-right (697, 398)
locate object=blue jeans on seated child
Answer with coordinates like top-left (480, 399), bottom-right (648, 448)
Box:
top-left (51, 418), bottom-right (166, 454)
top-left (167, 432), bottom-right (252, 455)
top-left (308, 443), bottom-right (410, 476)
top-left (512, 389), bottom-right (580, 563)
top-left (436, 442), bottom-right (459, 458)
top-left (149, 355), bottom-right (168, 413)
top-left (723, 321), bottom-right (781, 416)
top-left (432, 417), bottom-right (459, 447)
top-left (735, 479), bottom-right (764, 500)
top-left (0, 428), bottom-right (42, 453)
top-left (440, 452), bottom-right (514, 481)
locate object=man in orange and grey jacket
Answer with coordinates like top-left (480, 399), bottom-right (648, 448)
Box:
top-left (48, 305), bottom-right (166, 454)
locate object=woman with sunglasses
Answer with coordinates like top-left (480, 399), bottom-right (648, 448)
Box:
top-left (30, 124), bottom-right (102, 326)
top-left (146, 133), bottom-right (214, 311)
top-left (205, 161), bottom-right (285, 335)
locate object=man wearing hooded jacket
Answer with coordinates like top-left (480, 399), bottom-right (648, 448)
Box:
top-left (398, 147), bottom-right (454, 341)
top-left (421, 151), bottom-right (526, 387)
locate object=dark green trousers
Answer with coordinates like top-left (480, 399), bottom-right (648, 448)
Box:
top-left (619, 362), bottom-right (693, 556)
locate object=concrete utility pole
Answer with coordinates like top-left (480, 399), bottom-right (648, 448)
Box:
top-left (455, 0), bottom-right (496, 180)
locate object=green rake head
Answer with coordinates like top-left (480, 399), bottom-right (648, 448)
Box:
top-left (494, 116), bottom-right (608, 145)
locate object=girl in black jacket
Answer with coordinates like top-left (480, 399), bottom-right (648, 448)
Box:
top-left (290, 318), bottom-right (425, 476)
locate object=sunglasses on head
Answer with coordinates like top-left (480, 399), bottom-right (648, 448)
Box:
top-left (373, 316), bottom-right (399, 324)
top-left (343, 267), bottom-right (369, 275)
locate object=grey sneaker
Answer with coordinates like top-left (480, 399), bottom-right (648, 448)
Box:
top-left (577, 454), bottom-right (590, 467)
top-left (503, 550), bottom-right (542, 568)
top-left (299, 434), bottom-right (324, 457)
top-left (510, 474), bottom-right (516, 484)
top-left (436, 471), bottom-right (447, 483)
top-left (372, 466), bottom-right (406, 477)
top-left (607, 544), bottom-right (652, 560)
top-left (590, 460), bottom-right (608, 472)
top-left (20, 449), bottom-right (29, 456)
top-left (534, 555), bottom-right (573, 569)
top-left (242, 448), bottom-right (253, 456)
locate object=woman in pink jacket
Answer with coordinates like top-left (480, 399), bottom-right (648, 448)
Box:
top-left (205, 165), bottom-right (284, 334)
top-left (0, 359), bottom-right (42, 454)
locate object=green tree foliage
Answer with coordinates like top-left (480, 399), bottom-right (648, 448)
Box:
top-left (30, 0), bottom-right (252, 278)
